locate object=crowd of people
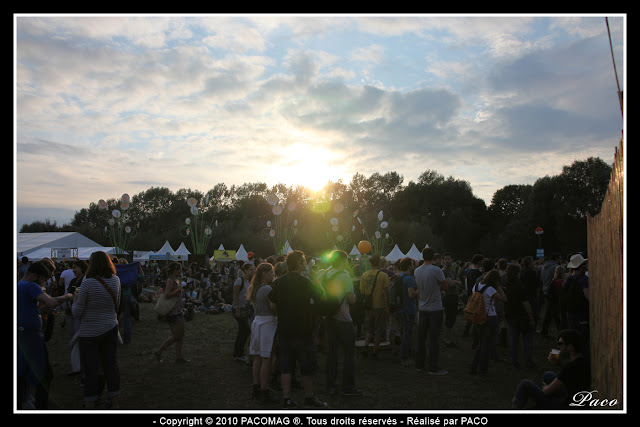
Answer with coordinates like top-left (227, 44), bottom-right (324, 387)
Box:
top-left (16, 247), bottom-right (592, 410)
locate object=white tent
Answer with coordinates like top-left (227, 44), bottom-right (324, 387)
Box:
top-left (405, 244), bottom-right (423, 261)
top-left (236, 244), bottom-right (249, 262)
top-left (385, 244), bottom-right (406, 263)
top-left (218, 244), bottom-right (225, 250)
top-left (149, 241), bottom-right (176, 260)
top-left (349, 245), bottom-right (361, 257)
top-left (77, 247), bottom-right (118, 260)
top-left (174, 242), bottom-right (191, 261)
top-left (280, 240), bottom-right (293, 255)
top-left (20, 246), bottom-right (117, 261)
top-left (133, 251), bottom-right (151, 262)
top-left (18, 232), bottom-right (104, 258)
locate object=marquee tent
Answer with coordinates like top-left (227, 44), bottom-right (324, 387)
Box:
top-left (149, 241), bottom-right (176, 260)
top-left (236, 244), bottom-right (249, 262)
top-left (385, 244), bottom-right (406, 263)
top-left (19, 246), bottom-right (117, 261)
top-left (349, 245), bottom-right (361, 258)
top-left (405, 244), bottom-right (423, 261)
top-left (280, 240), bottom-right (293, 255)
top-left (174, 242), bottom-right (191, 261)
top-left (18, 232), bottom-right (103, 258)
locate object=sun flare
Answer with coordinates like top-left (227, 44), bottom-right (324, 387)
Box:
top-left (274, 142), bottom-right (344, 192)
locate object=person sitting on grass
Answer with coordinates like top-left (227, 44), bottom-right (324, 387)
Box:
top-left (511, 329), bottom-right (590, 409)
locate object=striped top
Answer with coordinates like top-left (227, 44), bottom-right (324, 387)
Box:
top-left (72, 275), bottom-right (121, 337)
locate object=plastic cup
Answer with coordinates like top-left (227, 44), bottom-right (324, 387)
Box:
top-left (550, 348), bottom-right (560, 362)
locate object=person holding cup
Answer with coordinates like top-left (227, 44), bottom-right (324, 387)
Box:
top-left (511, 329), bottom-right (591, 409)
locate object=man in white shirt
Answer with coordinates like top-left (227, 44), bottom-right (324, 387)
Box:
top-left (59, 263), bottom-right (76, 293)
top-left (413, 248), bottom-right (455, 375)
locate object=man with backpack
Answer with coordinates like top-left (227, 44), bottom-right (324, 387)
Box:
top-left (393, 257), bottom-right (418, 366)
top-left (268, 251), bottom-right (328, 409)
top-left (359, 254), bottom-right (390, 359)
top-left (323, 250), bottom-right (361, 396)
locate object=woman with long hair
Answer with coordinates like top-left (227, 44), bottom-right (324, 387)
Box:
top-left (469, 269), bottom-right (507, 375)
top-left (247, 263), bottom-right (278, 403)
top-left (154, 262), bottom-right (188, 363)
top-left (232, 263), bottom-right (256, 362)
top-left (72, 251), bottom-right (121, 409)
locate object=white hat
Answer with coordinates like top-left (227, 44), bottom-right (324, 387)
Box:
top-left (567, 254), bottom-right (588, 269)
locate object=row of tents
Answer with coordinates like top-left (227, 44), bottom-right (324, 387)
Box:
top-left (17, 232), bottom-right (430, 264)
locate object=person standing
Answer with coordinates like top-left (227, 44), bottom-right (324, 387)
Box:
top-left (463, 254), bottom-right (484, 337)
top-left (64, 260), bottom-right (88, 376)
top-left (268, 250), bottom-right (328, 409)
top-left (395, 257), bottom-right (418, 366)
top-left (469, 269), bottom-right (507, 375)
top-left (18, 262), bottom-right (74, 409)
top-left (539, 253), bottom-right (562, 336)
top-left (504, 264), bottom-right (535, 369)
top-left (359, 254), bottom-right (389, 358)
top-left (232, 263), bottom-right (256, 362)
top-left (72, 251), bottom-right (122, 409)
top-left (247, 263), bottom-right (278, 403)
top-left (413, 247), bottom-right (455, 375)
top-left (325, 250), bottom-right (361, 396)
top-left (154, 262), bottom-right (188, 364)
top-left (441, 253), bottom-right (462, 348)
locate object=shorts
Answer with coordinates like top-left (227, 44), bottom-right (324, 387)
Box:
top-left (278, 335), bottom-right (316, 376)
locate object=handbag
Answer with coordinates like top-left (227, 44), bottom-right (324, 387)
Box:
top-left (154, 292), bottom-right (178, 316)
top-left (234, 304), bottom-right (254, 319)
top-left (96, 277), bottom-right (124, 344)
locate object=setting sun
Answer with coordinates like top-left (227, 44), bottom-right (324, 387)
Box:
top-left (272, 142), bottom-right (346, 192)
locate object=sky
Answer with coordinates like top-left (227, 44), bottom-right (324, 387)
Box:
top-left (14, 14), bottom-right (625, 232)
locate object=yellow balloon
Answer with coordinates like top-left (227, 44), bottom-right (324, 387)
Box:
top-left (357, 240), bottom-right (372, 254)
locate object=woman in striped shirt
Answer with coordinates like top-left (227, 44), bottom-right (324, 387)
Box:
top-left (72, 251), bottom-right (121, 409)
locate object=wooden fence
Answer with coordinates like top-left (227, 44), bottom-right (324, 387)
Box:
top-left (586, 137), bottom-right (624, 410)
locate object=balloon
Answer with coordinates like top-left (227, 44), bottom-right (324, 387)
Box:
top-left (357, 240), bottom-right (372, 254)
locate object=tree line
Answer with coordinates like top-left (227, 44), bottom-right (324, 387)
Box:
top-left (20, 157), bottom-right (612, 261)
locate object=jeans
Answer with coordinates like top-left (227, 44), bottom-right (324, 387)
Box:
top-left (121, 294), bottom-right (137, 344)
top-left (325, 318), bottom-right (356, 390)
top-left (541, 294), bottom-right (560, 334)
top-left (512, 371), bottom-right (567, 409)
top-left (470, 315), bottom-right (498, 374)
top-left (507, 319), bottom-right (534, 367)
top-left (233, 314), bottom-right (251, 358)
top-left (442, 294), bottom-right (458, 329)
top-left (415, 309), bottom-right (443, 371)
top-left (78, 325), bottom-right (120, 403)
top-left (399, 313), bottom-right (416, 360)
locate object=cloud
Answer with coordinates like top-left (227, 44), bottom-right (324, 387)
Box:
top-left (14, 14), bottom-right (624, 229)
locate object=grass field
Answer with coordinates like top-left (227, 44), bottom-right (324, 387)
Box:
top-left (39, 298), bottom-right (579, 412)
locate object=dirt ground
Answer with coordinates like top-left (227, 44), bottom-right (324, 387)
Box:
top-left (38, 298), bottom-right (578, 412)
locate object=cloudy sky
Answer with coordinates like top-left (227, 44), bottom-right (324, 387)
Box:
top-left (14, 14), bottom-right (625, 231)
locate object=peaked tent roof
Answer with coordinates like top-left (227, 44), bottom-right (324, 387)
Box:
top-left (236, 244), bottom-right (249, 262)
top-left (18, 232), bottom-right (103, 257)
top-left (385, 244), bottom-right (406, 263)
top-left (174, 242), bottom-right (191, 260)
top-left (405, 244), bottom-right (423, 261)
top-left (349, 245), bottom-right (361, 257)
top-left (154, 241), bottom-right (176, 256)
top-left (281, 240), bottom-right (293, 255)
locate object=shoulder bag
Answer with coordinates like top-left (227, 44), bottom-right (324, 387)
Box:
top-left (96, 277), bottom-right (124, 344)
